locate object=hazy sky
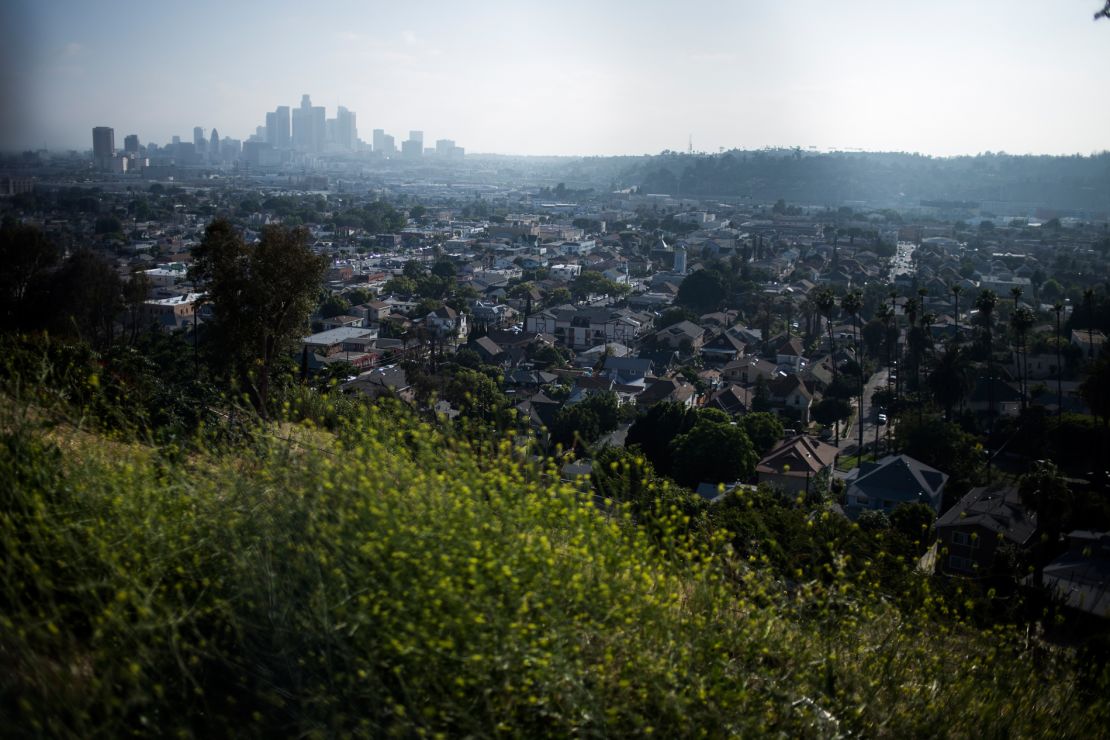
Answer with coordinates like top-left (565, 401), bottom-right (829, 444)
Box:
top-left (2, 0), bottom-right (1108, 156)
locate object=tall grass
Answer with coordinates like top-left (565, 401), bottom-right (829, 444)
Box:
top-left (1, 394), bottom-right (1105, 736)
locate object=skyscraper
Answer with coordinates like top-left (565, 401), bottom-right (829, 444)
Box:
top-left (372, 129), bottom-right (386, 153)
top-left (92, 126), bottom-right (114, 160)
top-left (210, 129), bottom-right (220, 162)
top-left (266, 105), bottom-right (291, 149)
top-left (193, 126), bottom-right (206, 154)
top-left (292, 95), bottom-right (326, 153)
top-left (123, 134), bottom-right (140, 154)
top-left (334, 106), bottom-right (357, 150)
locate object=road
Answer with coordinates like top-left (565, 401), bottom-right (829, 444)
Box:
top-left (838, 368), bottom-right (889, 457)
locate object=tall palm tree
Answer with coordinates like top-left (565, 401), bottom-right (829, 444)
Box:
top-left (815, 288), bottom-right (837, 381)
top-left (1010, 285), bottom-right (1023, 315)
top-left (951, 283), bottom-right (963, 344)
top-left (1054, 301), bottom-right (1064, 416)
top-left (841, 290), bottom-right (864, 454)
top-left (976, 289), bottom-right (999, 481)
top-left (1084, 288), bottom-right (1096, 360)
top-left (929, 345), bottom-right (973, 421)
top-left (1010, 305), bottom-right (1035, 412)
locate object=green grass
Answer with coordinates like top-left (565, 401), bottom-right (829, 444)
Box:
top-left (1, 396), bottom-right (1107, 736)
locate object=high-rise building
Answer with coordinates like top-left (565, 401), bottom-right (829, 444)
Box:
top-left (123, 134), bottom-right (140, 154)
top-left (372, 129), bottom-right (386, 153)
top-left (401, 138), bottom-right (422, 159)
top-left (266, 105), bottom-right (290, 149)
top-left (409, 130), bottom-right (423, 146)
top-left (292, 94), bottom-right (326, 153)
top-left (193, 126), bottom-right (206, 155)
top-left (335, 106), bottom-right (357, 150)
top-left (209, 129), bottom-right (220, 162)
top-left (92, 126), bottom-right (114, 161)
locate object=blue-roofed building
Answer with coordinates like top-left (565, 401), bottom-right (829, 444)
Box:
top-left (844, 454), bottom-right (948, 519)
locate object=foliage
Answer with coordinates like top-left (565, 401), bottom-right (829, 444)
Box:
top-left (669, 414), bottom-right (757, 488)
top-left (895, 414), bottom-right (984, 507)
top-left (0, 377), bottom-right (1108, 735)
top-left (625, 401), bottom-right (698, 476)
top-left (319, 293), bottom-right (352, 319)
top-left (550, 391), bottom-right (619, 450)
top-left (740, 411), bottom-right (786, 457)
top-left (675, 269), bottom-right (727, 314)
top-left (811, 397), bottom-right (852, 427)
top-left (190, 219), bottom-right (327, 415)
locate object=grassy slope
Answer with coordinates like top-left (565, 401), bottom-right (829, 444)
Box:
top-left (1, 399), bottom-right (1104, 737)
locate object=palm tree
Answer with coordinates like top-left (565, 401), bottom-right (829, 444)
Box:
top-left (1010, 285), bottom-right (1023, 315)
top-left (1084, 288), bottom-right (1096, 360)
top-left (1054, 301), bottom-right (1064, 416)
top-left (929, 345), bottom-right (974, 421)
top-left (841, 290), bottom-right (864, 454)
top-left (976, 289), bottom-right (999, 481)
top-left (815, 288), bottom-right (837, 381)
top-left (951, 283), bottom-right (963, 344)
top-left (1010, 305), bottom-right (1035, 411)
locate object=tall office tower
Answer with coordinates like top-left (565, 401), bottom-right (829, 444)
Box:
top-left (193, 126), bottom-right (206, 154)
top-left (335, 106), bottom-right (356, 150)
top-left (382, 134), bottom-right (395, 155)
top-left (123, 134), bottom-right (140, 154)
top-left (266, 105), bottom-right (290, 148)
top-left (292, 94), bottom-right (326, 153)
top-left (435, 139), bottom-right (454, 156)
top-left (403, 130), bottom-right (423, 159)
top-left (172, 135), bottom-right (181, 145)
top-left (92, 126), bottom-right (114, 164)
top-left (209, 129), bottom-right (220, 162)
top-left (372, 128), bottom-right (386, 153)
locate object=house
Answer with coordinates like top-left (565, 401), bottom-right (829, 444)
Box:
top-left (722, 356), bottom-right (778, 386)
top-left (635, 377), bottom-right (697, 408)
top-left (700, 331), bottom-right (747, 364)
top-left (1036, 531), bottom-right (1110, 618)
top-left (934, 484), bottom-right (1037, 575)
top-left (601, 356), bottom-right (654, 387)
top-left (654, 320), bottom-right (706, 352)
top-left (425, 305), bottom-right (468, 342)
top-left (342, 365), bottom-right (413, 403)
top-left (470, 335), bottom-right (505, 365)
top-left (772, 335), bottom-right (807, 370)
top-left (756, 435), bottom-right (839, 495)
top-left (844, 454), bottom-right (949, 518)
top-left (708, 384), bottom-right (754, 416)
top-left (1071, 329), bottom-right (1106, 363)
top-left (768, 374), bottom-right (813, 424)
top-left (967, 377), bottom-right (1023, 417)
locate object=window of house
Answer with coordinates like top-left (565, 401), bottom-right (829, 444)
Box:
top-left (948, 555), bottom-right (974, 572)
top-left (951, 531), bottom-right (978, 548)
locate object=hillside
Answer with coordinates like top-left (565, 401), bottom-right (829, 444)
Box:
top-left (2, 391), bottom-right (1106, 737)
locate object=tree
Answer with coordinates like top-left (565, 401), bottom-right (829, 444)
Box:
top-left (814, 288), bottom-right (837, 380)
top-left (1010, 305), bottom-right (1035, 410)
top-left (190, 219), bottom-right (327, 416)
top-left (740, 412), bottom-right (785, 456)
top-left (951, 283), bottom-right (963, 344)
top-left (626, 401), bottom-right (698, 475)
top-left (0, 221), bottom-right (61, 330)
top-left (551, 391), bottom-right (620, 450)
top-left (319, 294), bottom-right (352, 319)
top-left (1079, 356), bottom-right (1110, 427)
top-left (675, 269), bottom-right (727, 314)
top-left (975, 289), bottom-right (999, 465)
top-left (811, 396), bottom-right (852, 445)
top-left (927, 345), bottom-right (973, 421)
top-left (657, 306), bottom-right (699, 329)
top-left (669, 416), bottom-right (757, 488)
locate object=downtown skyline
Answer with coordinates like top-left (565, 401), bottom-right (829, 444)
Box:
top-left (2, 0), bottom-right (1109, 157)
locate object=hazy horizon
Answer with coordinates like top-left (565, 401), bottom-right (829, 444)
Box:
top-left (2, 0), bottom-right (1108, 158)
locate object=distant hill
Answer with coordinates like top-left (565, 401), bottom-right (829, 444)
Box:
top-left (529, 149), bottom-right (1110, 214)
